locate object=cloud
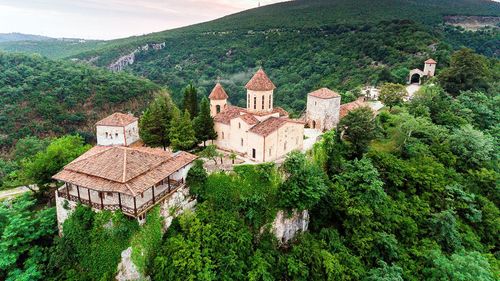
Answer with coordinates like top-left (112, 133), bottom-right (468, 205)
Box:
top-left (0, 0), bottom-right (286, 39)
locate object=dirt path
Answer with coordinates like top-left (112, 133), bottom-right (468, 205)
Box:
top-left (0, 185), bottom-right (37, 200)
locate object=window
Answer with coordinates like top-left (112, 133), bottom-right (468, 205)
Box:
top-left (107, 192), bottom-right (113, 197)
top-left (269, 94), bottom-right (272, 109)
top-left (141, 193), bottom-right (144, 198)
top-left (222, 132), bottom-right (224, 139)
top-left (239, 122), bottom-right (241, 129)
top-left (115, 133), bottom-right (118, 138)
top-left (105, 132), bottom-right (108, 138)
top-left (252, 148), bottom-right (256, 158)
top-left (262, 95), bottom-right (265, 109)
top-left (216, 105), bottom-right (221, 113)
top-left (241, 138), bottom-right (244, 146)
top-left (253, 96), bottom-right (257, 110)
top-left (315, 101), bottom-right (317, 106)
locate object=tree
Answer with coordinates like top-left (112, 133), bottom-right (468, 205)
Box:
top-left (338, 107), bottom-right (376, 157)
top-left (193, 97), bottom-right (217, 146)
top-left (278, 151), bottom-right (328, 211)
top-left (199, 145), bottom-right (221, 165)
top-left (169, 109), bottom-right (197, 151)
top-left (439, 48), bottom-right (490, 96)
top-left (424, 250), bottom-right (496, 281)
top-left (379, 83), bottom-right (406, 110)
top-left (449, 124), bottom-right (495, 171)
top-left (139, 92), bottom-right (175, 150)
top-left (186, 160), bottom-right (208, 197)
top-left (182, 83), bottom-right (199, 118)
top-left (364, 261), bottom-right (404, 281)
top-left (11, 137), bottom-right (50, 162)
top-left (20, 135), bottom-right (90, 190)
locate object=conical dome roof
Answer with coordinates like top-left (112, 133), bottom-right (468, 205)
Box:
top-left (245, 68), bottom-right (276, 91)
top-left (208, 83), bottom-right (229, 100)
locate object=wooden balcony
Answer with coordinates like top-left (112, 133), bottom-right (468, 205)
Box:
top-left (57, 178), bottom-right (184, 218)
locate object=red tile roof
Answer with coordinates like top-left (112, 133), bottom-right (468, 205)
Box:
top-left (245, 68), bottom-right (276, 91)
top-left (425, 58), bottom-right (437, 64)
top-left (238, 113), bottom-right (259, 125)
top-left (208, 83), bottom-right (229, 100)
top-left (339, 98), bottom-right (370, 119)
top-left (308, 88), bottom-right (341, 99)
top-left (52, 146), bottom-right (197, 196)
top-left (96, 113), bottom-right (138, 127)
top-left (249, 117), bottom-right (304, 137)
top-left (213, 106), bottom-right (246, 125)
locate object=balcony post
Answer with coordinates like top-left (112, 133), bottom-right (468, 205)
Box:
top-left (76, 185), bottom-right (81, 203)
top-left (65, 184), bottom-right (70, 199)
top-left (152, 185), bottom-right (156, 204)
top-left (118, 193), bottom-right (122, 211)
top-left (88, 188), bottom-right (92, 206)
top-left (100, 193), bottom-right (104, 209)
top-left (133, 196), bottom-right (137, 217)
top-left (168, 176), bottom-right (171, 192)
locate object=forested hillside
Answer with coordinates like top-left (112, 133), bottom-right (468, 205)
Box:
top-left (0, 39), bottom-right (105, 59)
top-left (60, 0), bottom-right (498, 110)
top-left (0, 52), bottom-right (161, 151)
top-left (0, 33), bottom-right (51, 43)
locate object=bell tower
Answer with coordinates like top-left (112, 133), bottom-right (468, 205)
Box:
top-left (245, 68), bottom-right (276, 114)
top-left (208, 83), bottom-right (228, 117)
top-left (423, 58), bottom-right (437, 77)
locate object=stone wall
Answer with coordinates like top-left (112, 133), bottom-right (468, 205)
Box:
top-left (306, 95), bottom-right (341, 131)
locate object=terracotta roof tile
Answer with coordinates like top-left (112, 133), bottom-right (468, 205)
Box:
top-left (52, 146), bottom-right (197, 196)
top-left (238, 113), bottom-right (259, 125)
top-left (425, 58), bottom-right (437, 64)
top-left (308, 88), bottom-right (341, 99)
top-left (339, 98), bottom-right (370, 119)
top-left (213, 106), bottom-right (246, 125)
top-left (96, 112), bottom-right (138, 127)
top-left (208, 83), bottom-right (229, 100)
top-left (245, 68), bottom-right (276, 91)
top-left (248, 117), bottom-right (304, 137)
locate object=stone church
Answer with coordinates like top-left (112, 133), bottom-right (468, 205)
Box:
top-left (209, 69), bottom-right (305, 162)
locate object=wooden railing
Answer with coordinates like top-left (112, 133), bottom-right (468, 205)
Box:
top-left (57, 180), bottom-right (184, 218)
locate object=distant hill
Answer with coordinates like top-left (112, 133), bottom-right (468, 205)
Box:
top-left (66, 0), bottom-right (499, 111)
top-left (0, 32), bottom-right (51, 43)
top-left (0, 52), bottom-right (161, 150)
top-left (0, 38), bottom-right (106, 59)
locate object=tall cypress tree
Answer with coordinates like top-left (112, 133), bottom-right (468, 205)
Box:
top-left (182, 83), bottom-right (199, 119)
top-left (194, 97), bottom-right (217, 146)
top-left (170, 109), bottom-right (198, 151)
top-left (139, 92), bottom-right (175, 150)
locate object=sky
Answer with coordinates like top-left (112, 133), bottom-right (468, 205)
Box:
top-left (0, 0), bottom-right (285, 40)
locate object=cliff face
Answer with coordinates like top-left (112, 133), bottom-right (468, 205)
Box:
top-left (272, 209), bottom-right (309, 244)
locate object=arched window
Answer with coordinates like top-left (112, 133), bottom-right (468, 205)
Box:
top-left (262, 95), bottom-right (265, 110)
top-left (241, 138), bottom-right (244, 146)
top-left (105, 132), bottom-right (108, 138)
top-left (253, 96), bottom-right (256, 110)
top-left (238, 122), bottom-right (241, 129)
top-left (269, 94), bottom-right (272, 109)
top-left (216, 105), bottom-right (221, 114)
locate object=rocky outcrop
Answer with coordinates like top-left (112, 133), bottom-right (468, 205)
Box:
top-left (116, 247), bottom-right (149, 281)
top-left (108, 42), bottom-right (166, 72)
top-left (272, 209), bottom-right (309, 244)
top-left (159, 185), bottom-right (197, 231)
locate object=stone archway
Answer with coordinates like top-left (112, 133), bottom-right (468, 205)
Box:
top-left (408, 69), bottom-right (425, 85)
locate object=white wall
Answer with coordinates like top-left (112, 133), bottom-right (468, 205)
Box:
top-left (247, 89), bottom-right (274, 113)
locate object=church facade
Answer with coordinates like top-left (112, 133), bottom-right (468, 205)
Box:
top-left (209, 69), bottom-right (305, 162)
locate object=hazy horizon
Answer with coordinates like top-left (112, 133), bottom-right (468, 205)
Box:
top-left (0, 0), bottom-right (286, 40)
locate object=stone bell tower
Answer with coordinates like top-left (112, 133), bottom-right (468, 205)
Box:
top-left (423, 58), bottom-right (437, 77)
top-left (245, 68), bottom-right (276, 114)
top-left (208, 82), bottom-right (228, 117)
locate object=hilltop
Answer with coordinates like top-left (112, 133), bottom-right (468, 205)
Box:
top-left (0, 32), bottom-right (51, 43)
top-left (0, 52), bottom-right (161, 151)
top-left (62, 0), bottom-right (498, 111)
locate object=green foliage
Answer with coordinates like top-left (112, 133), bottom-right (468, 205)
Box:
top-left (131, 206), bottom-right (164, 275)
top-left (20, 135), bottom-right (90, 187)
top-left (186, 159), bottom-right (208, 197)
top-left (379, 83), bottom-right (407, 110)
top-left (423, 250), bottom-right (496, 281)
top-left (193, 97), bottom-right (217, 146)
top-left (169, 109), bottom-right (197, 151)
top-left (0, 194), bottom-right (57, 281)
top-left (198, 144), bottom-right (221, 165)
top-left (182, 83), bottom-right (199, 119)
top-left (48, 206), bottom-right (139, 281)
top-left (0, 52), bottom-right (160, 150)
top-left (139, 92), bottom-right (175, 149)
top-left (278, 151), bottom-right (328, 211)
top-left (448, 124), bottom-right (495, 171)
top-left (339, 106), bottom-right (377, 157)
top-left (439, 48), bottom-right (491, 96)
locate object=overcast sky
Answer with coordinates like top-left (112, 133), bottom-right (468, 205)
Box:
top-left (0, 0), bottom-right (285, 40)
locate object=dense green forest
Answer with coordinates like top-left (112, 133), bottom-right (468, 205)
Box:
top-left (65, 0), bottom-right (499, 111)
top-left (0, 39), bottom-right (106, 59)
top-left (1, 48), bottom-right (498, 279)
top-left (0, 52), bottom-right (160, 151)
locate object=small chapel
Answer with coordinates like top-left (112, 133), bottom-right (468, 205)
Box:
top-left (209, 69), bottom-right (305, 162)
